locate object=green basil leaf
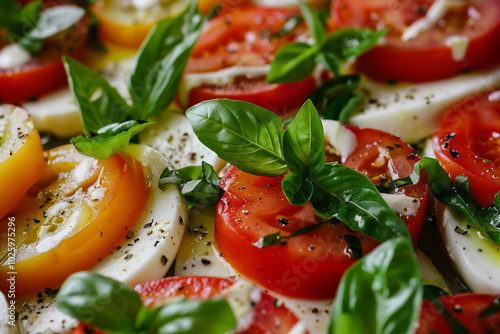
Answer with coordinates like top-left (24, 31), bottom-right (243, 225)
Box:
top-left (329, 238), bottom-right (422, 334)
top-left (20, 5), bottom-right (85, 53)
top-left (310, 74), bottom-right (361, 121)
top-left (71, 120), bottom-right (152, 160)
top-left (159, 162), bottom-right (224, 209)
top-left (63, 56), bottom-right (133, 134)
top-left (322, 28), bottom-right (388, 61)
top-left (129, 1), bottom-right (204, 120)
top-left (186, 99), bottom-right (288, 177)
top-left (310, 163), bottom-right (410, 241)
top-left (0, 0), bottom-right (22, 32)
top-left (283, 100), bottom-right (325, 175)
top-left (266, 42), bottom-right (319, 84)
top-left (19, 1), bottom-right (42, 33)
top-left (152, 298), bottom-right (237, 334)
top-left (282, 171), bottom-right (314, 206)
top-left (317, 51), bottom-right (341, 77)
top-left (270, 15), bottom-right (303, 38)
top-left (299, 1), bottom-right (325, 44)
top-left (256, 221), bottom-right (327, 248)
top-left (378, 157), bottom-right (500, 244)
top-left (56, 272), bottom-right (142, 333)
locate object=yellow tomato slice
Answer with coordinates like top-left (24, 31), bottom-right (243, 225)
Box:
top-left (0, 105), bottom-right (45, 220)
top-left (91, 0), bottom-right (189, 49)
top-left (0, 145), bottom-right (148, 297)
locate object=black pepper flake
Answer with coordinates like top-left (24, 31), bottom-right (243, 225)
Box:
top-left (444, 133), bottom-right (456, 141)
top-left (201, 259), bottom-right (211, 265)
top-left (242, 210), bottom-right (249, 214)
top-left (449, 148), bottom-right (460, 158)
top-left (178, 285), bottom-right (185, 292)
top-left (126, 231), bottom-right (135, 239)
top-left (161, 255), bottom-right (168, 266)
top-left (143, 221), bottom-right (153, 229)
top-left (37, 299), bottom-right (44, 304)
top-left (454, 226), bottom-right (468, 235)
top-left (124, 254), bottom-right (133, 260)
top-left (279, 218), bottom-right (290, 226)
top-left (312, 308), bottom-right (319, 314)
top-left (83, 326), bottom-right (96, 334)
top-left (134, 238), bottom-right (140, 243)
top-left (116, 246), bottom-right (122, 250)
top-left (33, 218), bottom-right (40, 224)
top-left (407, 150), bottom-right (417, 160)
top-left (100, 232), bottom-right (103, 237)
top-left (154, 241), bottom-right (160, 247)
top-left (179, 216), bottom-right (184, 225)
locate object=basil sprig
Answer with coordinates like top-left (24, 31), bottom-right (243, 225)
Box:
top-left (378, 157), bottom-right (500, 244)
top-left (65, 1), bottom-right (204, 160)
top-left (0, 0), bottom-right (84, 54)
top-left (329, 238), bottom-right (422, 334)
top-left (186, 99), bottom-right (410, 242)
top-left (56, 272), bottom-right (236, 334)
top-left (159, 161), bottom-right (224, 209)
top-left (266, 2), bottom-right (387, 84)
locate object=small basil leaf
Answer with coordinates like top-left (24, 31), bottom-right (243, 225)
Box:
top-left (337, 93), bottom-right (363, 123)
top-left (159, 166), bottom-right (204, 187)
top-left (186, 99), bottom-right (288, 177)
top-left (27, 5), bottom-right (85, 39)
top-left (317, 51), bottom-right (341, 77)
top-left (71, 120), bottom-right (152, 160)
top-left (310, 163), bottom-right (410, 241)
top-left (266, 42), bottom-right (319, 84)
top-left (329, 238), bottom-right (422, 334)
top-left (56, 272), bottom-right (142, 333)
top-left (19, 1), bottom-right (42, 33)
top-left (129, 1), bottom-right (204, 120)
top-left (257, 221), bottom-right (327, 248)
top-left (159, 162), bottom-right (223, 209)
top-left (322, 28), bottom-right (388, 61)
top-left (283, 100), bottom-right (325, 175)
top-left (282, 172), bottom-right (314, 206)
top-left (152, 298), bottom-right (237, 334)
top-left (270, 15), bottom-right (303, 38)
top-left (63, 56), bottom-right (133, 134)
top-left (299, 1), bottom-right (325, 44)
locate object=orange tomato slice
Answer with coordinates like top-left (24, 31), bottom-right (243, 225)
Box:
top-left (91, 0), bottom-right (188, 49)
top-left (0, 145), bottom-right (148, 296)
top-left (0, 105), bottom-right (45, 220)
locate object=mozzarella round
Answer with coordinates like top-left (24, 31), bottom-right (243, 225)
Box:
top-left (349, 64), bottom-right (500, 143)
top-left (139, 110), bottom-right (226, 172)
top-left (16, 144), bottom-right (188, 333)
top-left (437, 203), bottom-right (500, 294)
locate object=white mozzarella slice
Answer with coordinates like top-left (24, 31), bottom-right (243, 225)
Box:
top-left (437, 203), bottom-right (500, 294)
top-left (0, 44), bottom-right (32, 69)
top-left (139, 110), bottom-right (226, 172)
top-left (321, 119), bottom-right (357, 158)
top-left (92, 144), bottom-right (187, 285)
top-left (350, 64), bottom-right (500, 143)
top-left (16, 144), bottom-right (188, 333)
top-left (22, 57), bottom-right (134, 138)
top-left (175, 206), bottom-right (238, 278)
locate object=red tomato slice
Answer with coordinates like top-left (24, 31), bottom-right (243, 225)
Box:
top-left (183, 6), bottom-right (317, 115)
top-left (330, 0), bottom-right (500, 82)
top-left (432, 89), bottom-right (500, 207)
top-left (417, 294), bottom-right (500, 333)
top-left (74, 276), bottom-right (303, 334)
top-left (0, 4), bottom-right (89, 104)
top-left (0, 145), bottom-right (148, 296)
top-left (215, 125), bottom-right (428, 299)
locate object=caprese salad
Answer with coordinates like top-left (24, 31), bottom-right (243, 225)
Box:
top-left (1, 0), bottom-right (500, 333)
